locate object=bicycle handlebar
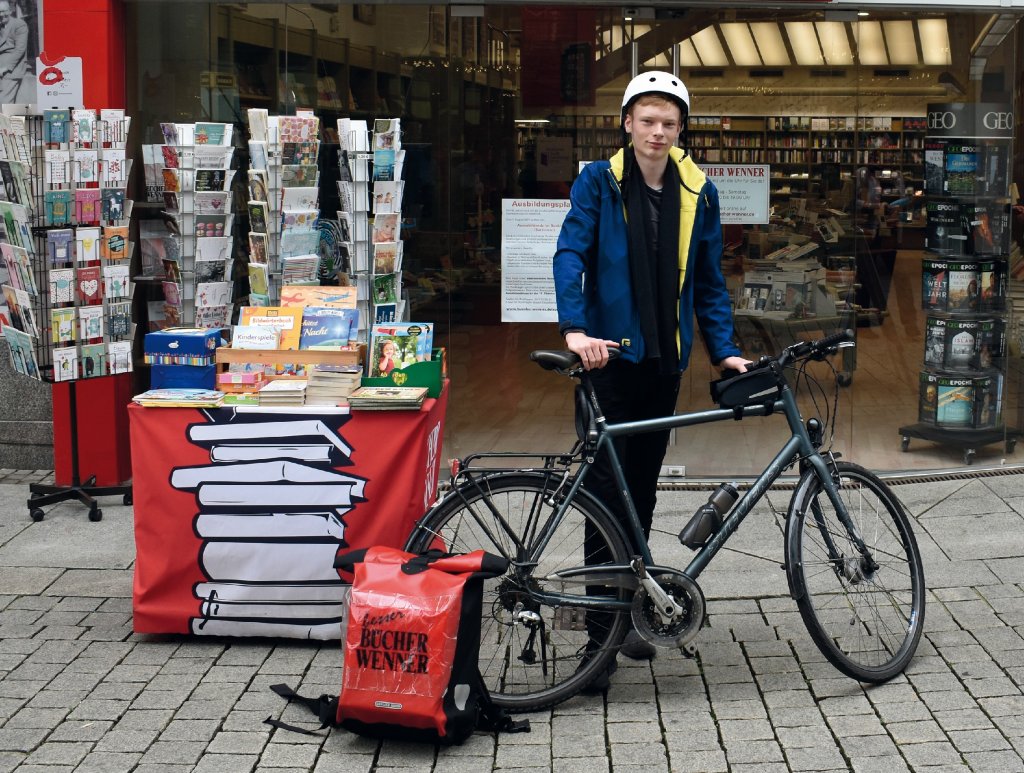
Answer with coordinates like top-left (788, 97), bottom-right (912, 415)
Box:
top-left (776, 328), bottom-right (855, 369)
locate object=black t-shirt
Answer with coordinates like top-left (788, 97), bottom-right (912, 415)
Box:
top-left (644, 184), bottom-right (662, 254)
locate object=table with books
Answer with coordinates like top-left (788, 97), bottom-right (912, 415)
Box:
top-left (128, 379), bottom-right (449, 641)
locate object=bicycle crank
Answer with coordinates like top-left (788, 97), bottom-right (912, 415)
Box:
top-left (630, 569), bottom-right (705, 650)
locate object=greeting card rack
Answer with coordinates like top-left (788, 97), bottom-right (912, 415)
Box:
top-left (0, 110), bottom-right (135, 520)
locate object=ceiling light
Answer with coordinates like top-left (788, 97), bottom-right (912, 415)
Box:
top-left (677, 38), bottom-right (702, 67)
top-left (720, 23), bottom-right (762, 67)
top-left (917, 19), bottom-right (951, 66)
top-left (749, 22), bottom-right (790, 66)
top-left (784, 21), bottom-right (824, 66)
top-left (815, 21), bottom-right (853, 66)
top-left (855, 20), bottom-right (888, 66)
top-left (691, 26), bottom-right (729, 67)
top-left (883, 20), bottom-right (918, 65)
top-left (858, 11), bottom-right (870, 17)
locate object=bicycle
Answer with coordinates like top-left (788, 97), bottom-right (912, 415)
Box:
top-left (404, 330), bottom-right (925, 711)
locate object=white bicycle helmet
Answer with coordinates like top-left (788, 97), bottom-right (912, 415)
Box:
top-left (620, 71), bottom-right (690, 123)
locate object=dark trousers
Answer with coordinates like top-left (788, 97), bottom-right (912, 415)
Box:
top-left (581, 359), bottom-right (681, 641)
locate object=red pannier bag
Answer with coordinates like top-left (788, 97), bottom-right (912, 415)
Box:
top-left (266, 547), bottom-right (528, 745)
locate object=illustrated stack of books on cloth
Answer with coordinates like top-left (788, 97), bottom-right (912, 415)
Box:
top-left (133, 388), bottom-right (225, 408)
top-left (257, 379), bottom-right (308, 406)
top-left (347, 385), bottom-right (428, 410)
top-left (304, 364), bottom-right (362, 407)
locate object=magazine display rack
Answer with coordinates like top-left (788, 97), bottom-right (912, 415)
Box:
top-left (898, 102), bottom-right (1019, 465)
top-left (0, 110), bottom-right (135, 520)
top-left (246, 109), bottom-right (321, 308)
top-left (155, 121), bottom-right (236, 329)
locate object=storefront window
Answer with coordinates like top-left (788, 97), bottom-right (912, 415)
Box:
top-left (124, 3), bottom-right (1023, 476)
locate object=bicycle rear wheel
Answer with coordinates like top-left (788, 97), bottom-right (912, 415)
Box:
top-left (785, 461), bottom-right (925, 683)
top-left (404, 472), bottom-right (631, 711)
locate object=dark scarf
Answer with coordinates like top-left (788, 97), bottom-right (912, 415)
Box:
top-left (624, 151), bottom-right (681, 375)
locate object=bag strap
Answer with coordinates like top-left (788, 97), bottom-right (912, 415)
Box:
top-left (263, 683), bottom-right (338, 735)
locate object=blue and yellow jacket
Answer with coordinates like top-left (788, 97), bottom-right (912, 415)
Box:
top-left (553, 146), bottom-right (740, 369)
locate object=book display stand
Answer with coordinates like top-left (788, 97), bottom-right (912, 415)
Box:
top-left (898, 103), bottom-right (1020, 465)
top-left (0, 110), bottom-right (135, 520)
top-left (246, 109), bottom-right (321, 308)
top-left (155, 121), bottom-right (236, 329)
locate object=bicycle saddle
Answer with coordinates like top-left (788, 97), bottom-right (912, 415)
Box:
top-left (530, 350), bottom-right (579, 371)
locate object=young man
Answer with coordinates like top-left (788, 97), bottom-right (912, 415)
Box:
top-left (553, 72), bottom-right (747, 689)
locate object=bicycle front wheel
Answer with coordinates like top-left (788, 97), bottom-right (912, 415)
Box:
top-left (404, 472), bottom-right (631, 711)
top-left (785, 461), bottom-right (925, 683)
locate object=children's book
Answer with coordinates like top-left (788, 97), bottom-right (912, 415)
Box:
top-left (50, 307), bottom-right (76, 344)
top-left (239, 305), bottom-right (303, 350)
top-left (232, 324), bottom-right (281, 350)
top-left (280, 284), bottom-right (357, 308)
top-left (299, 307), bottom-right (358, 349)
top-left (76, 266), bottom-right (103, 304)
top-left (49, 268), bottom-right (75, 305)
top-left (368, 322), bottom-right (433, 378)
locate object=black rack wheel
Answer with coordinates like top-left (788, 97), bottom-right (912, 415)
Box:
top-left (30, 508), bottom-right (44, 522)
top-left (88, 506), bottom-right (102, 522)
top-left (123, 492), bottom-right (133, 506)
top-left (901, 436), bottom-right (910, 452)
top-left (962, 449), bottom-right (975, 466)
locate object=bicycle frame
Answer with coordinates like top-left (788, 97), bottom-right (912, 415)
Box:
top-left (513, 374), bottom-right (868, 612)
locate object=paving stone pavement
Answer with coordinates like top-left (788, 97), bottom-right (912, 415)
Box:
top-left (3, 470), bottom-right (1024, 772)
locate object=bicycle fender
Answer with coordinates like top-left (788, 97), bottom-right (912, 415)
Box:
top-left (782, 466), bottom-right (823, 603)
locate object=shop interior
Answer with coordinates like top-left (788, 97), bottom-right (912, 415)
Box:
top-left (122, 3), bottom-right (1024, 476)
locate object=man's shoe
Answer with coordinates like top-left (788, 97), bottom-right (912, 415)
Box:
top-left (579, 657), bottom-right (618, 695)
top-left (619, 630), bottom-right (657, 660)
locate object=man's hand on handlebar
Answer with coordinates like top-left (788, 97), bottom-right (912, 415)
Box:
top-left (564, 331), bottom-right (620, 371)
top-left (718, 355), bottom-right (751, 374)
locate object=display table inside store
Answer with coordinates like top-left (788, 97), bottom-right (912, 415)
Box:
top-left (897, 423), bottom-right (1018, 466)
top-left (128, 383), bottom-right (449, 640)
top-left (733, 312), bottom-right (857, 385)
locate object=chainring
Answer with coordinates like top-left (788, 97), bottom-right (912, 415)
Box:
top-left (630, 569), bottom-right (705, 648)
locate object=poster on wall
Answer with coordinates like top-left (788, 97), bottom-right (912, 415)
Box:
top-left (500, 198), bottom-right (568, 322)
top-left (698, 164), bottom-right (770, 224)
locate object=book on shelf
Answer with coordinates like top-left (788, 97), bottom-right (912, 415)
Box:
top-left (368, 322), bottom-right (433, 377)
top-left (258, 379), bottom-right (308, 406)
top-left (239, 305), bottom-right (303, 349)
top-left (299, 306), bottom-right (359, 349)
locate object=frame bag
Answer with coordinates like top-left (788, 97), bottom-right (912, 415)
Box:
top-left (266, 546), bottom-right (529, 744)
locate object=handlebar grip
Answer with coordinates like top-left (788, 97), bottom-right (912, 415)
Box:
top-left (814, 329), bottom-right (854, 353)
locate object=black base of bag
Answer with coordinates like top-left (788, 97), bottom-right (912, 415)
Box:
top-left (264, 676), bottom-right (529, 744)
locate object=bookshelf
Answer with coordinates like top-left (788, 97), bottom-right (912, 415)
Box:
top-left (522, 114), bottom-right (927, 202)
